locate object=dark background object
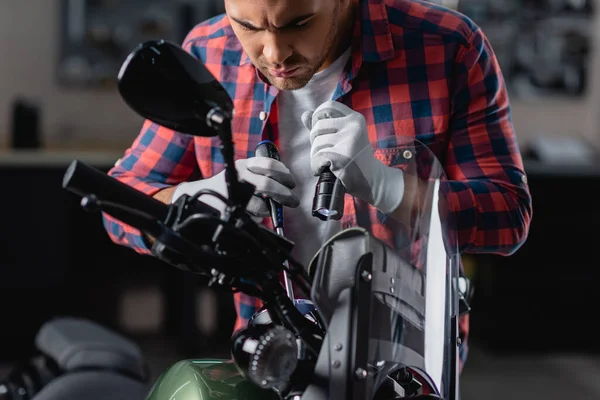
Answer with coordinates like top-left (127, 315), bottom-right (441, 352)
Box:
top-left (469, 159), bottom-right (600, 354)
top-left (57, 0), bottom-right (226, 89)
top-left (0, 160), bottom-right (236, 362)
top-left (457, 0), bottom-right (593, 98)
top-left (10, 99), bottom-right (42, 149)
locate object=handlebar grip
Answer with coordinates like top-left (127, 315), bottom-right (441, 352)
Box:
top-left (62, 160), bottom-right (170, 223)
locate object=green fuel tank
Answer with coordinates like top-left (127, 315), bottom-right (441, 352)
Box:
top-left (145, 359), bottom-right (279, 400)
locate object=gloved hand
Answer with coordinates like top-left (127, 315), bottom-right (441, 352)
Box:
top-left (171, 157), bottom-right (299, 218)
top-left (301, 100), bottom-right (405, 214)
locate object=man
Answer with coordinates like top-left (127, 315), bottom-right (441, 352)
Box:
top-left (103, 0), bottom-right (532, 372)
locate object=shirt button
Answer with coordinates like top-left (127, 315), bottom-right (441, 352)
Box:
top-left (259, 111), bottom-right (267, 121)
top-left (521, 174), bottom-right (528, 185)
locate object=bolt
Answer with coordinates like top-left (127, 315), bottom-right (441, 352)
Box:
top-left (355, 368), bottom-right (367, 380)
top-left (361, 270), bottom-right (372, 282)
top-left (334, 343), bottom-right (343, 351)
top-left (332, 360), bottom-right (341, 368)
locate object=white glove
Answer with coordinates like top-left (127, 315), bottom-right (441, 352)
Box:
top-left (301, 100), bottom-right (405, 214)
top-left (171, 157), bottom-right (299, 218)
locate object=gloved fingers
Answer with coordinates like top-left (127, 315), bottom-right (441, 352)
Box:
top-left (301, 110), bottom-right (314, 131)
top-left (308, 119), bottom-right (340, 145)
top-left (303, 101), bottom-right (349, 132)
top-left (248, 214), bottom-right (265, 224)
top-left (309, 151), bottom-right (333, 175)
top-left (248, 175), bottom-right (300, 208)
top-left (310, 134), bottom-right (336, 159)
top-left (244, 157), bottom-right (296, 188)
top-left (246, 196), bottom-right (270, 217)
top-left (308, 114), bottom-right (362, 144)
top-left (311, 100), bottom-right (352, 123)
top-left (310, 151), bottom-right (354, 176)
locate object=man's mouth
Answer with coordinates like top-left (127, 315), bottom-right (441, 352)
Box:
top-left (268, 67), bottom-right (301, 78)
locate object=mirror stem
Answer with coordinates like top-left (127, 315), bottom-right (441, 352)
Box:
top-left (207, 108), bottom-right (243, 208)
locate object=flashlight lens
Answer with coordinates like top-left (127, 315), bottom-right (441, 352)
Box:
top-left (317, 208), bottom-right (339, 217)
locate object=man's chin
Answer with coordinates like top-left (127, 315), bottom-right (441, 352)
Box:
top-left (266, 72), bottom-right (313, 91)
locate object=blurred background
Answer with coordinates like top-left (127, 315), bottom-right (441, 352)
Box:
top-left (1, 0), bottom-right (599, 399)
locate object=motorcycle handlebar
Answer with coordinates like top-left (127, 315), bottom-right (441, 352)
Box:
top-left (62, 159), bottom-right (325, 356)
top-left (62, 160), bottom-right (170, 224)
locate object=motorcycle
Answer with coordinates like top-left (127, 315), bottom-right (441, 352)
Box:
top-left (1, 39), bottom-right (470, 400)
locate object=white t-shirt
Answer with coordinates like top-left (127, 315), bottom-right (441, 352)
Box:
top-left (277, 47), bottom-right (352, 268)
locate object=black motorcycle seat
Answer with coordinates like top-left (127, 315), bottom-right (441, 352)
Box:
top-left (35, 317), bottom-right (147, 381)
top-left (33, 370), bottom-right (149, 400)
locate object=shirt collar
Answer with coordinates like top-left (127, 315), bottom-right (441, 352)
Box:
top-left (240, 51), bottom-right (252, 66)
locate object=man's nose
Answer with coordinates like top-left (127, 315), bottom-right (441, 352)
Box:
top-left (262, 32), bottom-right (293, 66)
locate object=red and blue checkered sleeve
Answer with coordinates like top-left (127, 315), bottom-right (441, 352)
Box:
top-left (444, 28), bottom-right (532, 256)
top-left (102, 120), bottom-right (200, 254)
top-left (101, 23), bottom-right (222, 254)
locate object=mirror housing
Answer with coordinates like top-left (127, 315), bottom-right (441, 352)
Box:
top-left (117, 40), bottom-right (233, 137)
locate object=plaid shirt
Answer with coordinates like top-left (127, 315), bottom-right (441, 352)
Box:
top-left (103, 0), bottom-right (532, 371)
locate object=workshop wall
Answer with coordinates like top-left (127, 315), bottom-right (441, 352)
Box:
top-left (0, 0), bottom-right (596, 150)
top-left (0, 0), bottom-right (143, 149)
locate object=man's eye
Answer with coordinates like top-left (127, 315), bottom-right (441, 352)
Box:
top-left (238, 23), bottom-right (259, 32)
top-left (293, 21), bottom-right (310, 29)
top-left (237, 20), bottom-right (309, 32)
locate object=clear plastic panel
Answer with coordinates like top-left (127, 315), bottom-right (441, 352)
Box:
top-left (310, 135), bottom-right (459, 399)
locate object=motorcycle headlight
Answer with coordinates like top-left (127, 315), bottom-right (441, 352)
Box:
top-left (231, 325), bottom-right (298, 390)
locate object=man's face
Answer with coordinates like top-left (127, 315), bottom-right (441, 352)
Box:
top-left (225, 0), bottom-right (341, 91)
